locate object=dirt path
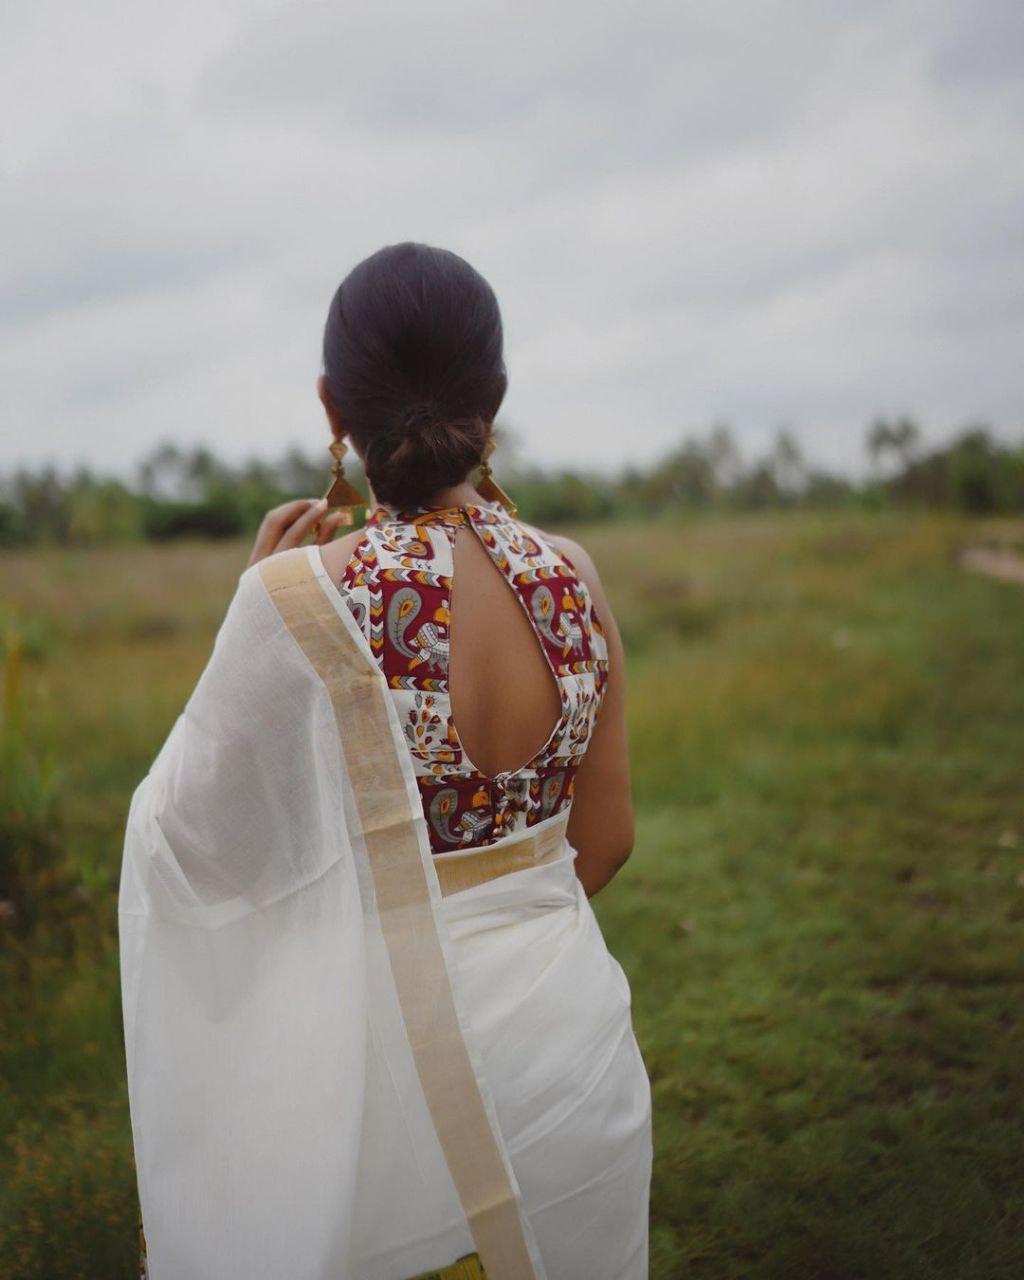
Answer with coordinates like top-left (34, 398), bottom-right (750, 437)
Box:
top-left (959, 545), bottom-right (1024, 585)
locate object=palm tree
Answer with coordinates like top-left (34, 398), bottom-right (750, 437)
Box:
top-left (866, 417), bottom-right (921, 478)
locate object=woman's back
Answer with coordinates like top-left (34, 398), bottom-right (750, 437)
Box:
top-left (122, 243), bottom-right (649, 1278)
top-left (327, 498), bottom-right (610, 854)
top-left (447, 511), bottom-right (564, 779)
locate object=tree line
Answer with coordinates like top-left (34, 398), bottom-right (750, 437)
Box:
top-left (0, 418), bottom-right (1022, 548)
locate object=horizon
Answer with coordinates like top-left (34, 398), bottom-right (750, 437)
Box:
top-left (0, 411), bottom-right (1013, 491)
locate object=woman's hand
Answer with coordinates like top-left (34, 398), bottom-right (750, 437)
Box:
top-left (246, 498), bottom-right (348, 568)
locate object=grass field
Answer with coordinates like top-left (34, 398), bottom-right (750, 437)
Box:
top-left (2, 512), bottom-right (1022, 1279)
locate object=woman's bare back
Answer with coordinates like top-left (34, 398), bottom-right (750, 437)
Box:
top-left (320, 512), bottom-right (633, 894)
top-left (447, 524), bottom-right (562, 778)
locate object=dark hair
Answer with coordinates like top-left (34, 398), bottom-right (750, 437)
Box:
top-left (321, 242), bottom-right (508, 510)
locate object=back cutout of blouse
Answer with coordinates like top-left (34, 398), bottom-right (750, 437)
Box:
top-left (334, 498), bottom-right (610, 854)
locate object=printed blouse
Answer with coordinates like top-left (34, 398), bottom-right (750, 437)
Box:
top-left (334, 498), bottom-right (610, 854)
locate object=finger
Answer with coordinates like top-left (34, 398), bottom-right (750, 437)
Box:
top-left (315, 511), bottom-right (348, 545)
top-left (253, 496), bottom-right (322, 558)
top-left (277, 498), bottom-right (328, 550)
top-left (249, 524), bottom-right (281, 565)
top-left (249, 499), bottom-right (304, 560)
top-left (249, 498), bottom-right (321, 562)
top-left (265, 498), bottom-right (322, 537)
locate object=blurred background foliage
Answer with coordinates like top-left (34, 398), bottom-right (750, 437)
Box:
top-left (2, 419), bottom-right (1024, 551)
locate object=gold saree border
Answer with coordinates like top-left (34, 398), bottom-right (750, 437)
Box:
top-left (433, 811), bottom-right (569, 898)
top-left (258, 548), bottom-right (540, 1280)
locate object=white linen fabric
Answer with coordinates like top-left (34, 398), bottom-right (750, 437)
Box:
top-left (118, 543), bottom-right (652, 1280)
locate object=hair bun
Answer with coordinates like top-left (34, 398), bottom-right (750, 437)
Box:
top-left (401, 402), bottom-right (440, 433)
top-left (364, 411), bottom-right (490, 511)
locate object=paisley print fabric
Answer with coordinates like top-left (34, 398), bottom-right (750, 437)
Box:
top-left (335, 498), bottom-right (610, 854)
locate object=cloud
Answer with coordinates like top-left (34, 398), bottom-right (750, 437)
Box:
top-left (2, 0), bottom-right (1022, 484)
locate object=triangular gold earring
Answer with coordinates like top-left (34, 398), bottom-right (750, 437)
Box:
top-left (322, 437), bottom-right (367, 527)
top-left (475, 435), bottom-right (517, 516)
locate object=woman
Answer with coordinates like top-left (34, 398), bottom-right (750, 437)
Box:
top-left (120, 243), bottom-right (652, 1280)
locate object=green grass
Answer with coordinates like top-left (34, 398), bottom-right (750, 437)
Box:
top-left (2, 514), bottom-right (1023, 1278)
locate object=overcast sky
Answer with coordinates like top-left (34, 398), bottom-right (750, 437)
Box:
top-left (2, 0), bottom-right (1022, 482)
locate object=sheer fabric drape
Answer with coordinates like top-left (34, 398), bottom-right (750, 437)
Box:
top-left (119, 544), bottom-right (651, 1279)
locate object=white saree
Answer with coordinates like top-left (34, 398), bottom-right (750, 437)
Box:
top-left (118, 543), bottom-right (652, 1280)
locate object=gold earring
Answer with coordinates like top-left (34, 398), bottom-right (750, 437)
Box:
top-left (476, 435), bottom-right (517, 516)
top-left (320, 437), bottom-right (366, 529)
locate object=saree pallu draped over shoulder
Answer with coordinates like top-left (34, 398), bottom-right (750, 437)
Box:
top-left (118, 544), bottom-right (652, 1280)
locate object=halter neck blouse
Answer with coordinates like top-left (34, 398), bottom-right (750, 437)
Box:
top-left (334, 496), bottom-right (609, 853)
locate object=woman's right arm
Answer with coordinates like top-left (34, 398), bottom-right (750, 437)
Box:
top-left (548, 534), bottom-right (635, 898)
